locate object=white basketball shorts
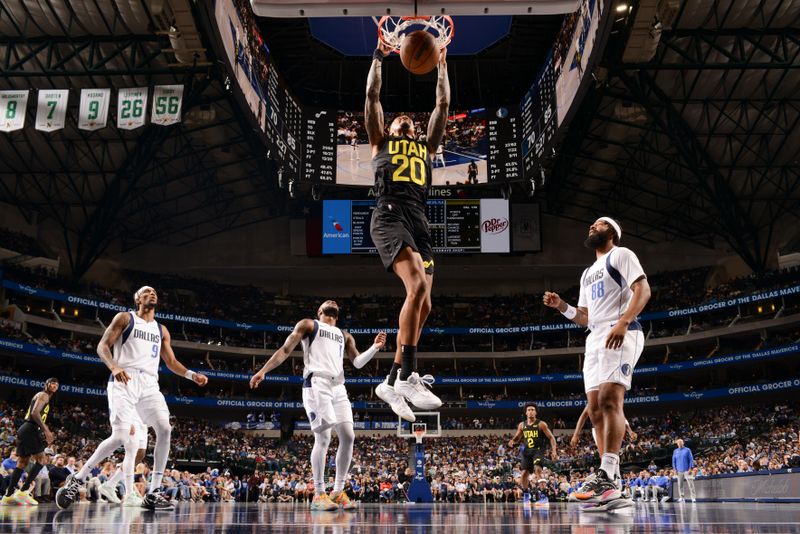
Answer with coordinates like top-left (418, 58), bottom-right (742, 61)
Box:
top-left (583, 322), bottom-right (644, 392)
top-left (301, 375), bottom-right (353, 433)
top-left (107, 370), bottom-right (170, 433)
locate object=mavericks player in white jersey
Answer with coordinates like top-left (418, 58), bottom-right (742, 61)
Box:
top-left (250, 300), bottom-right (386, 511)
top-left (56, 286), bottom-right (208, 511)
top-left (544, 217), bottom-right (651, 511)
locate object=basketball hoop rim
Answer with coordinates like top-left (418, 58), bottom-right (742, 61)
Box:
top-left (376, 15), bottom-right (454, 53)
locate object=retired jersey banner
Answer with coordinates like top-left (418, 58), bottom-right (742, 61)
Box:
top-left (78, 88), bottom-right (111, 131)
top-left (151, 84), bottom-right (183, 126)
top-left (0, 91), bottom-right (29, 132)
top-left (117, 87), bottom-right (148, 130)
top-left (35, 89), bottom-right (69, 132)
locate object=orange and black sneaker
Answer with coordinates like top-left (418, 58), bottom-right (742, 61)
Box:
top-left (331, 491), bottom-right (357, 510)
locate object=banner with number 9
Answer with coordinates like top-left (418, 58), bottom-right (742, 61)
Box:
top-left (0, 90), bottom-right (29, 133)
top-left (78, 88), bottom-right (111, 131)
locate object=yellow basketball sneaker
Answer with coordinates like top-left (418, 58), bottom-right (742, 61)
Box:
top-left (310, 494), bottom-right (339, 511)
top-left (331, 491), bottom-right (357, 510)
top-left (13, 490), bottom-right (38, 506)
top-left (1, 494), bottom-right (16, 506)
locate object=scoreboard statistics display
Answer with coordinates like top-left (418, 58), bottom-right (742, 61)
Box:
top-left (322, 199), bottom-right (510, 254)
top-left (266, 67), bottom-right (302, 178)
top-left (486, 107), bottom-right (522, 182)
top-left (520, 0), bottom-right (607, 176)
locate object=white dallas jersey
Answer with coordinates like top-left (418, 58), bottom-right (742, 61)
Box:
top-left (113, 312), bottom-right (162, 376)
top-left (578, 246), bottom-right (646, 326)
top-left (301, 320), bottom-right (345, 382)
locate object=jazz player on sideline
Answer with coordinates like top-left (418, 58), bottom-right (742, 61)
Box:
top-left (56, 286), bottom-right (208, 511)
top-left (507, 403), bottom-right (558, 505)
top-left (1, 377), bottom-right (59, 505)
top-left (366, 39), bottom-right (450, 420)
top-left (543, 217), bottom-right (650, 512)
top-left (249, 300), bottom-right (386, 511)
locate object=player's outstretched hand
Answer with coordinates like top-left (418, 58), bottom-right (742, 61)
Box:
top-left (508, 439), bottom-right (515, 448)
top-left (250, 371), bottom-right (265, 390)
top-left (542, 292), bottom-right (561, 309)
top-left (193, 372), bottom-right (208, 387)
top-left (44, 429), bottom-right (54, 445)
top-left (551, 450), bottom-right (558, 461)
top-left (111, 366), bottom-right (131, 385)
top-left (374, 331), bottom-right (387, 349)
top-left (377, 39), bottom-right (393, 57)
top-left (569, 434), bottom-right (579, 448)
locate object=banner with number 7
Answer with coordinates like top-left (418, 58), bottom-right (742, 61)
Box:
top-left (36, 89), bottom-right (70, 132)
top-left (117, 87), bottom-right (149, 130)
top-left (78, 88), bottom-right (110, 131)
top-left (0, 91), bottom-right (29, 133)
top-left (151, 85), bottom-right (184, 126)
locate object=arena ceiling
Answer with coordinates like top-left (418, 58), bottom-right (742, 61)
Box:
top-left (0, 0), bottom-right (798, 278)
top-left (545, 0), bottom-right (800, 272)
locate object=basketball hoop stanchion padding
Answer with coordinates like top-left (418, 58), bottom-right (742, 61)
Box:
top-left (407, 426), bottom-right (433, 503)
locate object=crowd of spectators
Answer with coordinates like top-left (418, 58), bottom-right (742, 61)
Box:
top-left (0, 229), bottom-right (51, 259)
top-left (1, 397), bottom-right (798, 504)
top-left (3, 263), bottom-right (798, 353)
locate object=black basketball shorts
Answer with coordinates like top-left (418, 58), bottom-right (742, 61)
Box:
top-left (16, 422), bottom-right (45, 457)
top-left (370, 202), bottom-right (434, 275)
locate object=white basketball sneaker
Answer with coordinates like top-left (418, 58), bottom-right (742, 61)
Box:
top-left (99, 482), bottom-right (121, 504)
top-left (122, 492), bottom-right (143, 507)
top-left (395, 372), bottom-right (442, 410)
top-left (376, 374), bottom-right (415, 422)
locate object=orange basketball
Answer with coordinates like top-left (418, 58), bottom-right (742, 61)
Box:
top-left (400, 30), bottom-right (440, 75)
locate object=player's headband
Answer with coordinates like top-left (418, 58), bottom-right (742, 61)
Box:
top-left (133, 285), bottom-right (155, 304)
top-left (598, 217), bottom-right (622, 241)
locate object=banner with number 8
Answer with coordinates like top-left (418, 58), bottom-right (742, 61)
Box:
top-left (78, 88), bottom-right (111, 131)
top-left (0, 90), bottom-right (29, 133)
top-left (117, 87), bottom-right (149, 130)
top-left (151, 85), bottom-right (184, 126)
top-left (36, 90), bottom-right (70, 132)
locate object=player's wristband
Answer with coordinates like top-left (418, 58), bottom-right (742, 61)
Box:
top-left (561, 305), bottom-right (577, 320)
top-left (184, 370), bottom-right (196, 381)
top-left (353, 344), bottom-right (380, 369)
top-left (373, 48), bottom-right (386, 62)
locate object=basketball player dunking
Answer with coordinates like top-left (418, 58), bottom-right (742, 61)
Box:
top-left (507, 403), bottom-right (557, 505)
top-left (366, 39), bottom-right (450, 420)
top-left (56, 286), bottom-right (208, 511)
top-left (2, 378), bottom-right (59, 506)
top-left (250, 300), bottom-right (386, 511)
top-left (543, 218), bottom-right (651, 511)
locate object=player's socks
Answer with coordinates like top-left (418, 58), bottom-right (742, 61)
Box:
top-left (600, 453), bottom-right (619, 481)
top-left (398, 345), bottom-right (416, 381)
top-left (387, 362), bottom-right (401, 387)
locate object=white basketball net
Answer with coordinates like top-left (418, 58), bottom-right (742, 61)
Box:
top-left (375, 16), bottom-right (454, 52)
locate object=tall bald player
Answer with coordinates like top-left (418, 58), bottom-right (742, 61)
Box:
top-left (544, 218), bottom-right (651, 511)
top-left (250, 300), bottom-right (386, 511)
top-left (56, 286), bottom-right (208, 511)
top-left (366, 39), bottom-right (450, 420)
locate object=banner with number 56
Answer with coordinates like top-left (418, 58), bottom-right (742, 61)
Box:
top-left (0, 91), bottom-right (29, 132)
top-left (117, 87), bottom-right (149, 130)
top-left (151, 85), bottom-right (183, 126)
top-left (78, 88), bottom-right (110, 131)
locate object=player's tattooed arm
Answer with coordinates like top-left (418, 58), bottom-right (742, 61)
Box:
top-left (426, 47), bottom-right (450, 154)
top-left (250, 319), bottom-right (314, 389)
top-left (160, 325), bottom-right (208, 386)
top-left (365, 40), bottom-right (391, 155)
top-left (98, 312), bottom-right (132, 384)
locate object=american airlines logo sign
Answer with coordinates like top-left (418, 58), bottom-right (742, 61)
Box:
top-left (482, 218), bottom-right (509, 234)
